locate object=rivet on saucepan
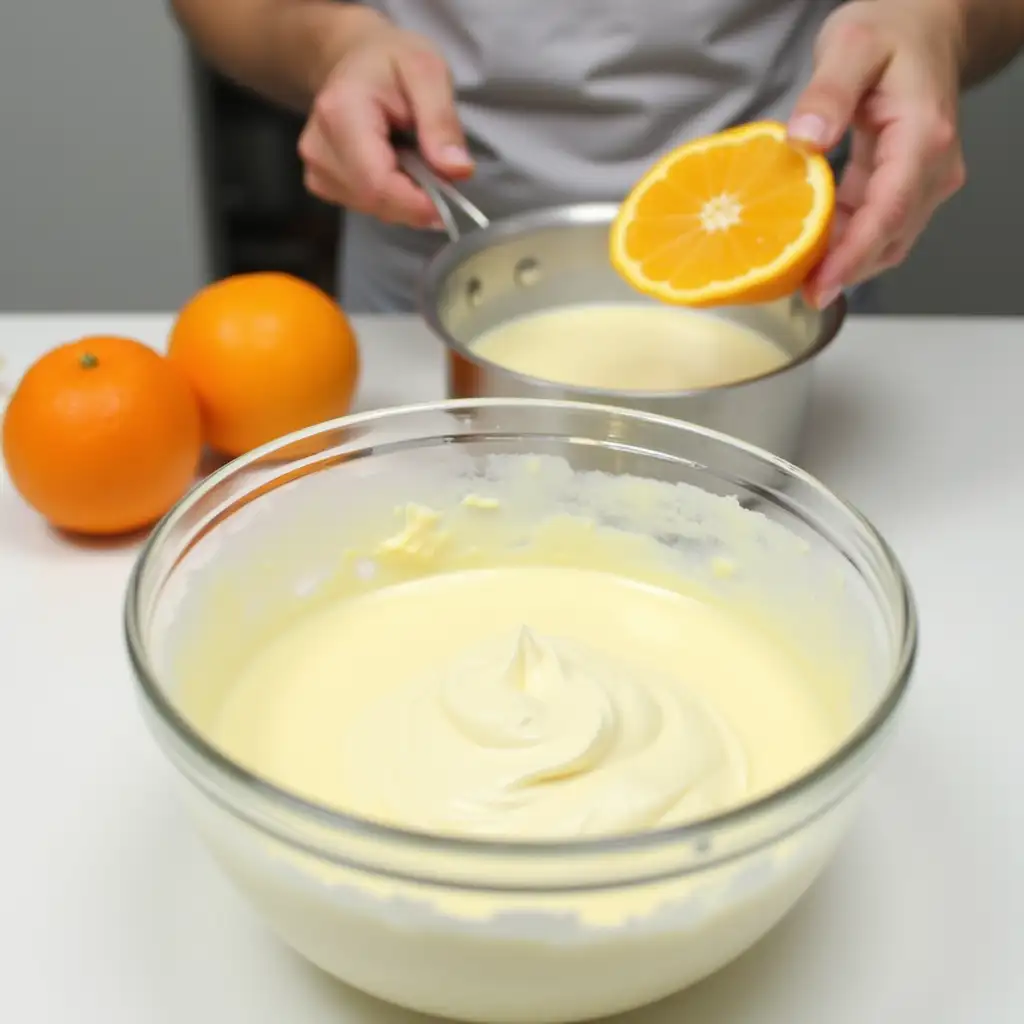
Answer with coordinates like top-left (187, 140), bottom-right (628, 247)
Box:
top-left (514, 257), bottom-right (541, 287)
top-left (466, 277), bottom-right (483, 307)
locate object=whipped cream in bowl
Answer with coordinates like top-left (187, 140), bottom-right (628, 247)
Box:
top-left (126, 399), bottom-right (916, 1024)
top-left (393, 623), bottom-right (749, 839)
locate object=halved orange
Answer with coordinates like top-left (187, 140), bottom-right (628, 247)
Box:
top-left (610, 121), bottom-right (835, 308)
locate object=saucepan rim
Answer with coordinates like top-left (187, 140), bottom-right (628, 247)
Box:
top-left (418, 202), bottom-right (846, 401)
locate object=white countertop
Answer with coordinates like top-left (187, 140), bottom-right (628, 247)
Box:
top-left (1, 314), bottom-right (1021, 1024)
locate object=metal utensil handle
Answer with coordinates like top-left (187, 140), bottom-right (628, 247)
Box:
top-left (393, 136), bottom-right (489, 242)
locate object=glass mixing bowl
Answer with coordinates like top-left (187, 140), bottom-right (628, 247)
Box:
top-left (125, 399), bottom-right (916, 1024)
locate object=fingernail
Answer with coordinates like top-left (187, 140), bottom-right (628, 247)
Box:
top-left (817, 286), bottom-right (841, 309)
top-left (788, 114), bottom-right (830, 148)
top-left (440, 144), bottom-right (472, 167)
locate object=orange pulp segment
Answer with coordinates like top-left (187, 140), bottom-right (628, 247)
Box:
top-left (610, 121), bottom-right (835, 308)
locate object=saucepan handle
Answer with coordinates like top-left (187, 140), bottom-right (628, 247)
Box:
top-left (391, 130), bottom-right (490, 242)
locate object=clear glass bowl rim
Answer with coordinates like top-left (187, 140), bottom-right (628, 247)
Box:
top-left (124, 397), bottom-right (918, 862)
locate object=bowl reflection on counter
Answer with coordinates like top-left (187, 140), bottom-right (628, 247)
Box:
top-left (125, 399), bottom-right (915, 1024)
top-left (419, 202), bottom-right (846, 463)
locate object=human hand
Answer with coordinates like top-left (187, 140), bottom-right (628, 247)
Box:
top-left (788, 0), bottom-right (967, 308)
top-left (298, 18), bottom-right (472, 228)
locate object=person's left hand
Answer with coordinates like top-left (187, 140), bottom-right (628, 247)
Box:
top-left (788, 0), bottom-right (967, 308)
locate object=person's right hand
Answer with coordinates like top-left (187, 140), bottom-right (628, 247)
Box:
top-left (298, 20), bottom-right (473, 228)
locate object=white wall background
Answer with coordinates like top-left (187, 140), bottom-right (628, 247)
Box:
top-left (0, 4), bottom-right (1020, 314)
top-left (875, 59), bottom-right (1024, 316)
top-left (0, 1), bottom-right (203, 312)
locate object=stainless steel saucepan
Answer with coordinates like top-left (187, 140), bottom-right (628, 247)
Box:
top-left (400, 150), bottom-right (845, 462)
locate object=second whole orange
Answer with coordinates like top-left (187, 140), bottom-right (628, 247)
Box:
top-left (168, 272), bottom-right (360, 457)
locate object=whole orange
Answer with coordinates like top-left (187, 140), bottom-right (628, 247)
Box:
top-left (2, 336), bottom-right (203, 535)
top-left (167, 272), bottom-right (360, 457)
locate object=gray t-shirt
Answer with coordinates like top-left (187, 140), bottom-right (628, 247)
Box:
top-left (342, 0), bottom-right (838, 312)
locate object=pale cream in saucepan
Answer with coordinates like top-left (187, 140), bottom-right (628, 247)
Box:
top-left (470, 303), bottom-right (788, 391)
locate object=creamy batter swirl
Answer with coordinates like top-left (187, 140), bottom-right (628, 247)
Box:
top-left (212, 559), bottom-right (840, 845)
top-left (344, 626), bottom-right (748, 839)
